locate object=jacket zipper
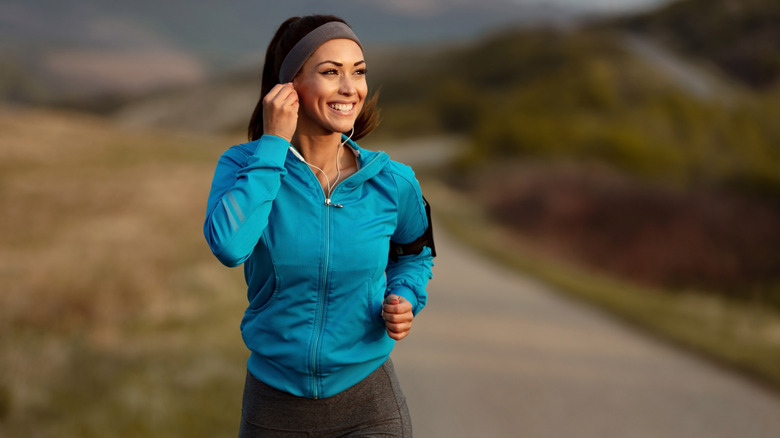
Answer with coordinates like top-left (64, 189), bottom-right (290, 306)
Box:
top-left (309, 199), bottom-right (330, 399)
top-left (306, 154), bottom-right (381, 398)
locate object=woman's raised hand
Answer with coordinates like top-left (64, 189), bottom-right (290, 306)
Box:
top-left (262, 82), bottom-right (299, 142)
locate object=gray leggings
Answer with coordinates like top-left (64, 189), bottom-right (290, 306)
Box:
top-left (239, 359), bottom-right (413, 437)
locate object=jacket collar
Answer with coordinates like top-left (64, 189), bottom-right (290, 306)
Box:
top-left (339, 135), bottom-right (389, 189)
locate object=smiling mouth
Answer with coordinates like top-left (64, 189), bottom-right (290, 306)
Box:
top-left (328, 103), bottom-right (354, 112)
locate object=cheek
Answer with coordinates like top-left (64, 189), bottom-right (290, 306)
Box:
top-left (293, 76), bottom-right (320, 97)
top-left (359, 83), bottom-right (369, 108)
top-left (358, 79), bottom-right (368, 97)
top-left (293, 84), bottom-right (321, 114)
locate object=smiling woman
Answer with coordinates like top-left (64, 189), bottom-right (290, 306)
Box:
top-left (247, 18), bottom-right (380, 144)
top-left (291, 39), bottom-right (367, 145)
top-left (203, 14), bottom-right (434, 438)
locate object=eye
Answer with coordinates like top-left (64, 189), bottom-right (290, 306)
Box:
top-left (320, 69), bottom-right (339, 76)
top-left (354, 68), bottom-right (367, 76)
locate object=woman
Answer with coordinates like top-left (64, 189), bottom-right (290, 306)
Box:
top-left (203, 15), bottom-right (435, 437)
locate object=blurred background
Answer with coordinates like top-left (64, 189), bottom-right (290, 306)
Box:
top-left (1, 0), bottom-right (779, 436)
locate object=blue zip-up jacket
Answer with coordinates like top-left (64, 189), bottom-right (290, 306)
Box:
top-left (204, 134), bottom-right (434, 399)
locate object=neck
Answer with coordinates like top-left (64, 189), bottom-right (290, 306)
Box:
top-left (292, 131), bottom-right (343, 171)
top-left (291, 130), bottom-right (358, 199)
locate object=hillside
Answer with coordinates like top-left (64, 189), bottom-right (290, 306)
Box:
top-left (378, 26), bottom-right (779, 187)
top-left (371, 13), bottom-right (780, 301)
top-left (615, 0), bottom-right (780, 89)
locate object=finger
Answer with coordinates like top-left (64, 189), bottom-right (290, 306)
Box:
top-left (383, 307), bottom-right (412, 319)
top-left (384, 294), bottom-right (400, 305)
top-left (385, 322), bottom-right (411, 340)
top-left (383, 301), bottom-right (412, 316)
top-left (264, 83), bottom-right (296, 106)
top-left (382, 311), bottom-right (413, 324)
top-left (387, 330), bottom-right (408, 341)
top-left (383, 294), bottom-right (409, 311)
top-left (386, 322), bottom-right (411, 334)
top-left (263, 83), bottom-right (288, 102)
top-left (386, 330), bottom-right (407, 341)
top-left (279, 84), bottom-right (298, 105)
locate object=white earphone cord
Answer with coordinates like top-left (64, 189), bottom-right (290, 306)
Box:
top-left (295, 127), bottom-right (354, 206)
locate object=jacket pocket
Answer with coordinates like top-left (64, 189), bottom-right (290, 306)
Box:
top-left (246, 274), bottom-right (280, 313)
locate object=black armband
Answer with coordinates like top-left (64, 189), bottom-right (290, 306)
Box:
top-left (389, 196), bottom-right (436, 263)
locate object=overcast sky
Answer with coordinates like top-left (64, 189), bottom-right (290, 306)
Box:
top-left (514, 0), bottom-right (670, 13)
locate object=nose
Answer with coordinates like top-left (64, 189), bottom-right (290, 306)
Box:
top-left (339, 75), bottom-right (357, 96)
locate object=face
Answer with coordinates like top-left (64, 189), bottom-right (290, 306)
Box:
top-left (292, 38), bottom-right (367, 136)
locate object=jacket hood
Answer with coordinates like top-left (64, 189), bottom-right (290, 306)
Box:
top-left (339, 135), bottom-right (390, 188)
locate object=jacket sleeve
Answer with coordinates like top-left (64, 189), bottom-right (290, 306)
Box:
top-left (203, 135), bottom-right (290, 267)
top-left (385, 170), bottom-right (435, 316)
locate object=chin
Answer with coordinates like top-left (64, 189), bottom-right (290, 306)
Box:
top-left (329, 121), bottom-right (358, 135)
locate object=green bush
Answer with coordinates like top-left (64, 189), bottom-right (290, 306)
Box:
top-left (377, 23), bottom-right (780, 196)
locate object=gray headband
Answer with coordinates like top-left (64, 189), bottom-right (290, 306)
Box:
top-left (278, 21), bottom-right (362, 83)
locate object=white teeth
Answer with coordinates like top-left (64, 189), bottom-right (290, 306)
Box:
top-left (329, 103), bottom-right (353, 112)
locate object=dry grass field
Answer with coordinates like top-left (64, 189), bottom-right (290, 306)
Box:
top-left (0, 106), bottom-right (249, 437)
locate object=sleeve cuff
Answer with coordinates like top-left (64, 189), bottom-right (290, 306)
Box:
top-left (253, 134), bottom-right (291, 167)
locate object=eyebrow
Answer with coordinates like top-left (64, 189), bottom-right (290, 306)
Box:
top-left (316, 60), bottom-right (366, 67)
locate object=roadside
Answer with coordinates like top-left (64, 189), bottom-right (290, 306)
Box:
top-left (392, 211), bottom-right (780, 438)
top-left (378, 135), bottom-right (780, 392)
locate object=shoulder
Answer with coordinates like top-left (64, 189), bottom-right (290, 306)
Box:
top-left (381, 159), bottom-right (416, 178)
top-left (381, 160), bottom-right (426, 227)
top-left (348, 139), bottom-right (420, 197)
top-left (219, 141), bottom-right (256, 163)
top-left (380, 159), bottom-right (421, 195)
top-left (215, 138), bottom-right (284, 172)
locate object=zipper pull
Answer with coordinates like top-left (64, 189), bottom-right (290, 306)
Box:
top-left (324, 199), bottom-right (343, 208)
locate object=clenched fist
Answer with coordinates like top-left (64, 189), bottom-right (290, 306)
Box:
top-left (382, 294), bottom-right (414, 341)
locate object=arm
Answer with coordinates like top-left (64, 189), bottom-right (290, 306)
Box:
top-left (204, 82), bottom-right (299, 267)
top-left (383, 171), bottom-right (435, 339)
top-left (203, 135), bottom-right (289, 267)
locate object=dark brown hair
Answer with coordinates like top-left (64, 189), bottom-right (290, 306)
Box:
top-left (247, 15), bottom-right (380, 142)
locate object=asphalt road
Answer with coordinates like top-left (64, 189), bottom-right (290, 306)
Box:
top-left (391, 225), bottom-right (780, 438)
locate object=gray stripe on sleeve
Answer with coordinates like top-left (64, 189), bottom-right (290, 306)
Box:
top-left (226, 191), bottom-right (246, 224)
top-left (222, 198), bottom-right (240, 231)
